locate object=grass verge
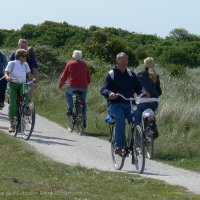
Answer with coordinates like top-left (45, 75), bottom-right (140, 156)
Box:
top-left (0, 131), bottom-right (199, 200)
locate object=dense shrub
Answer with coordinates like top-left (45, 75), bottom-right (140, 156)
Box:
top-left (34, 45), bottom-right (66, 77)
top-left (0, 21), bottom-right (200, 73)
top-left (165, 63), bottom-right (186, 77)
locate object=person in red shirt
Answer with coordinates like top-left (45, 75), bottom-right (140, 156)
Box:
top-left (59, 50), bottom-right (90, 128)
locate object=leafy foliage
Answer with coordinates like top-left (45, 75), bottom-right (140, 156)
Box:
top-left (1, 21), bottom-right (200, 71)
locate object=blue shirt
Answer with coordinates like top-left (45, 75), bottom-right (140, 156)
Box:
top-left (100, 68), bottom-right (142, 104)
top-left (10, 48), bottom-right (38, 71)
top-left (0, 52), bottom-right (8, 76)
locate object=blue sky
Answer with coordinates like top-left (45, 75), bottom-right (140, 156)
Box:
top-left (0, 0), bottom-right (199, 37)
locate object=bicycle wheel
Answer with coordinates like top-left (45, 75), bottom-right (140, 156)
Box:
top-left (76, 117), bottom-right (84, 135)
top-left (66, 113), bottom-right (75, 132)
top-left (21, 103), bottom-right (35, 140)
top-left (132, 125), bottom-right (145, 174)
top-left (145, 129), bottom-right (154, 160)
top-left (74, 103), bottom-right (84, 135)
top-left (14, 115), bottom-right (20, 137)
top-left (111, 126), bottom-right (125, 170)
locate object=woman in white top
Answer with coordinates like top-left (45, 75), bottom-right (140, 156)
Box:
top-left (5, 49), bottom-right (34, 132)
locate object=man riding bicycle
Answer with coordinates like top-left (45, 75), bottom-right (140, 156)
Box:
top-left (59, 50), bottom-right (90, 128)
top-left (100, 52), bottom-right (145, 155)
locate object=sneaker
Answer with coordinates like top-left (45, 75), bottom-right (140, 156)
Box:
top-left (0, 102), bottom-right (4, 110)
top-left (66, 109), bottom-right (72, 116)
top-left (115, 147), bottom-right (123, 156)
top-left (9, 126), bottom-right (16, 133)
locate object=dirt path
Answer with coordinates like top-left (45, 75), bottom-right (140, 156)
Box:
top-left (1, 105), bottom-right (200, 194)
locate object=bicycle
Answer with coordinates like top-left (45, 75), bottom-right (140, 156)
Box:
top-left (136, 98), bottom-right (159, 160)
top-left (108, 93), bottom-right (145, 174)
top-left (12, 79), bottom-right (36, 140)
top-left (66, 91), bottom-right (85, 135)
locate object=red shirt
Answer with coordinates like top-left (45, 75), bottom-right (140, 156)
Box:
top-left (59, 60), bottom-right (90, 88)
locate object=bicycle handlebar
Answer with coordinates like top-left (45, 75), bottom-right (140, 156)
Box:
top-left (116, 93), bottom-right (136, 113)
top-left (10, 78), bottom-right (36, 85)
top-left (116, 93), bottom-right (159, 105)
top-left (116, 93), bottom-right (135, 101)
top-left (136, 97), bottom-right (159, 104)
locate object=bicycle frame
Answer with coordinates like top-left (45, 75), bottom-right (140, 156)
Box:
top-left (66, 91), bottom-right (85, 135)
top-left (12, 79), bottom-right (36, 140)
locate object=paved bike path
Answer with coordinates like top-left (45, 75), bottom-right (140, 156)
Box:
top-left (1, 105), bottom-right (200, 194)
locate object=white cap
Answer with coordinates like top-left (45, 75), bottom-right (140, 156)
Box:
top-left (72, 50), bottom-right (83, 60)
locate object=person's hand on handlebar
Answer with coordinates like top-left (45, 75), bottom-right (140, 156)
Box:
top-left (140, 92), bottom-right (150, 98)
top-left (32, 78), bottom-right (37, 84)
top-left (109, 92), bottom-right (117, 100)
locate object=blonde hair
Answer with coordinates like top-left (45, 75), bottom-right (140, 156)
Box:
top-left (15, 49), bottom-right (27, 59)
top-left (144, 57), bottom-right (157, 84)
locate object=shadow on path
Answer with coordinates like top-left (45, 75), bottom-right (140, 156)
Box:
top-left (29, 134), bottom-right (76, 146)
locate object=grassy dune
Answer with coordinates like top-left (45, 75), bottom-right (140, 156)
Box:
top-left (35, 64), bottom-right (200, 172)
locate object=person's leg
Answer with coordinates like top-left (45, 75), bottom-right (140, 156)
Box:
top-left (78, 89), bottom-right (87, 121)
top-left (0, 78), bottom-right (7, 107)
top-left (149, 102), bottom-right (158, 111)
top-left (110, 103), bottom-right (126, 148)
top-left (8, 83), bottom-right (19, 131)
top-left (66, 87), bottom-right (74, 114)
top-left (148, 102), bottom-right (159, 139)
top-left (123, 103), bottom-right (132, 124)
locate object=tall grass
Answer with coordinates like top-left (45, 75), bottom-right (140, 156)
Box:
top-left (35, 64), bottom-right (200, 171)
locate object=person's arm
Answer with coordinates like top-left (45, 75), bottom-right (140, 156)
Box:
top-left (100, 74), bottom-right (115, 99)
top-left (4, 71), bottom-right (10, 81)
top-left (9, 53), bottom-right (15, 61)
top-left (32, 68), bottom-right (39, 82)
top-left (156, 75), bottom-right (162, 96)
top-left (26, 63), bottom-right (34, 79)
top-left (2, 54), bottom-right (8, 70)
top-left (28, 48), bottom-right (39, 82)
top-left (27, 72), bottom-right (34, 79)
top-left (4, 62), bottom-right (12, 81)
top-left (87, 66), bottom-right (91, 84)
top-left (59, 63), bottom-right (70, 87)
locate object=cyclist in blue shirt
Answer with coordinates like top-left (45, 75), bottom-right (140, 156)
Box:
top-left (0, 51), bottom-right (8, 109)
top-left (100, 52), bottom-right (145, 155)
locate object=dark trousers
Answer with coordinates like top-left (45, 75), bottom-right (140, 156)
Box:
top-left (0, 76), bottom-right (7, 103)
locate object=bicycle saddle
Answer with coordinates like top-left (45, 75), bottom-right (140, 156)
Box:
top-left (73, 91), bottom-right (83, 95)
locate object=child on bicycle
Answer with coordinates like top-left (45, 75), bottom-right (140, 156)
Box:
top-left (4, 49), bottom-right (34, 132)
